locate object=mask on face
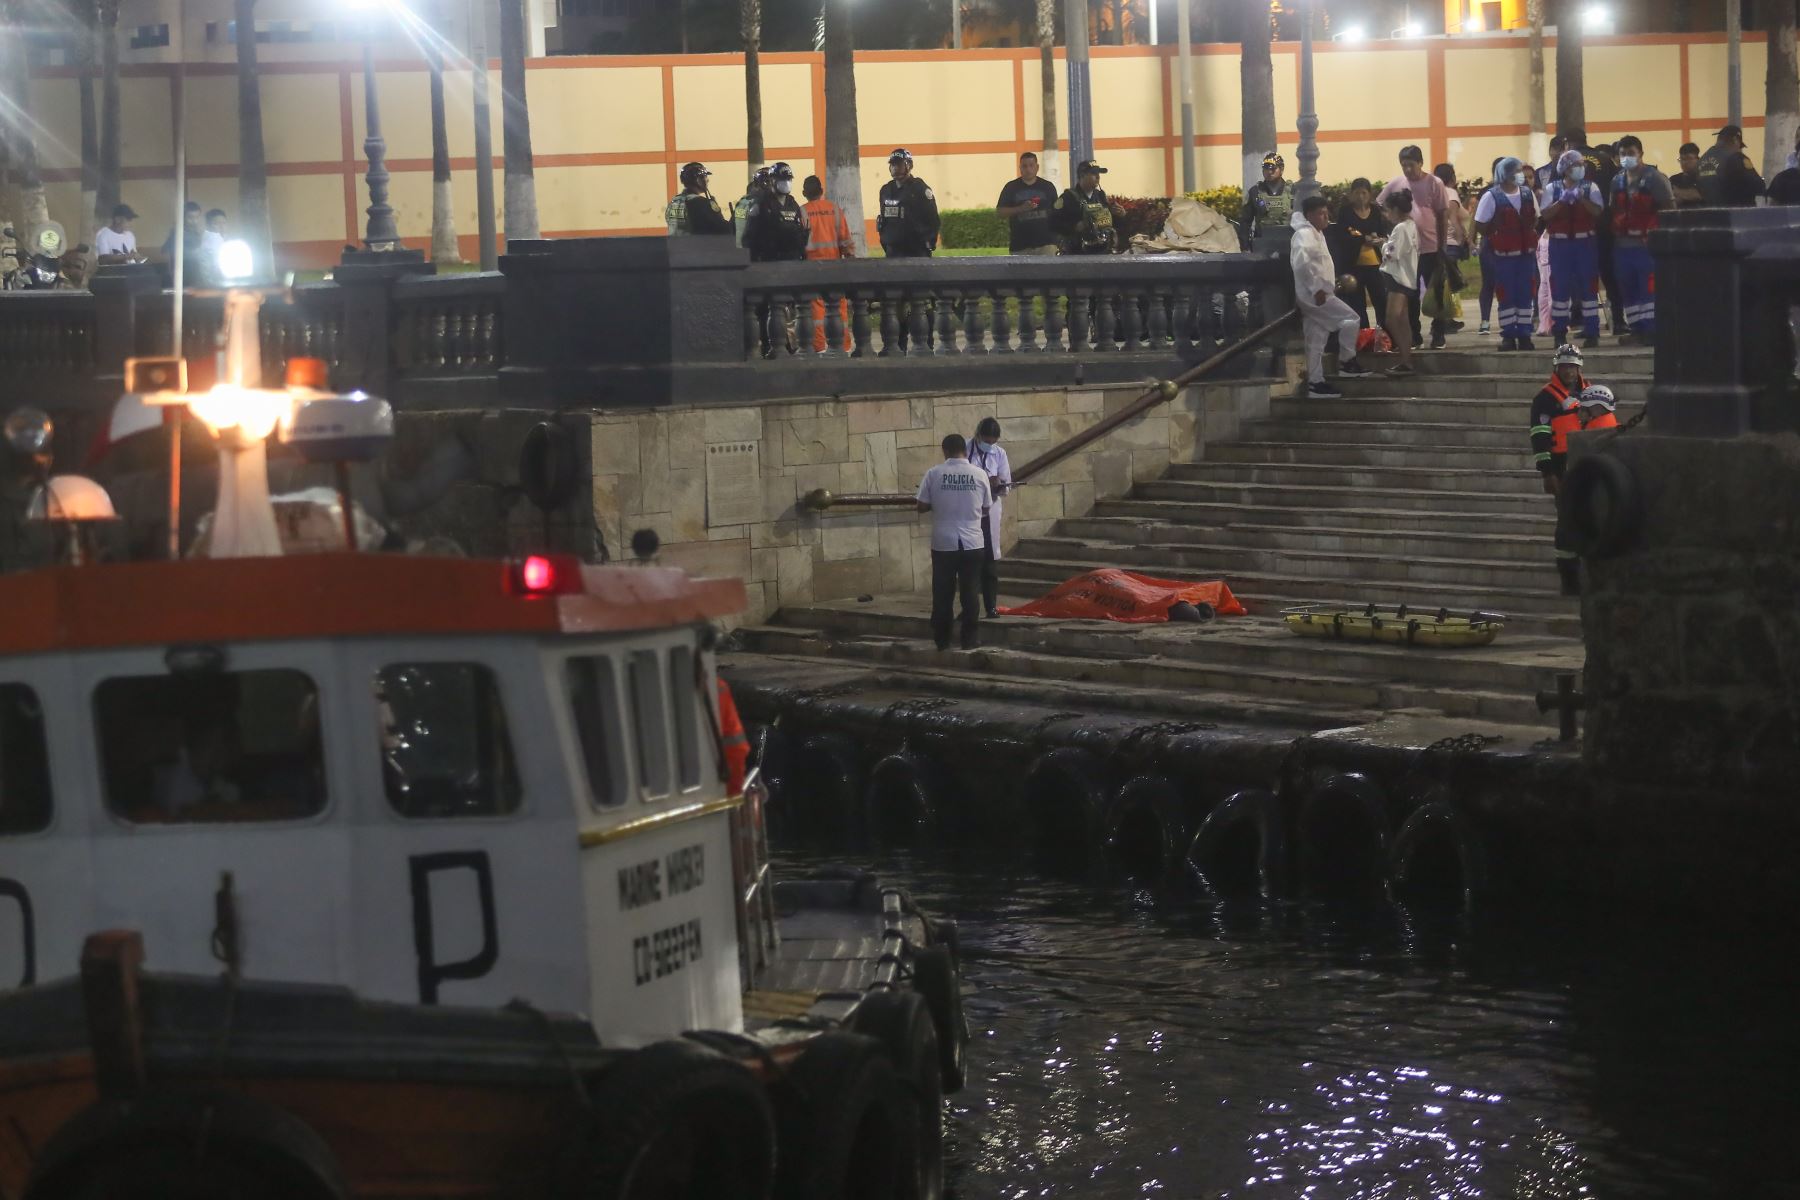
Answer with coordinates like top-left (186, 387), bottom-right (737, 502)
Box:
top-left (775, 179), bottom-right (792, 195)
top-left (1569, 166), bottom-right (1586, 182)
top-left (1620, 155), bottom-right (1639, 169)
top-left (1512, 171), bottom-right (1527, 186)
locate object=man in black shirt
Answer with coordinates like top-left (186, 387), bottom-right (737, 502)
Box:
top-left (745, 162), bottom-right (810, 357)
top-left (877, 148), bottom-right (940, 258)
top-left (1698, 125), bottom-right (1765, 207)
top-left (996, 152), bottom-right (1060, 255)
top-left (1670, 142), bottom-right (1704, 208)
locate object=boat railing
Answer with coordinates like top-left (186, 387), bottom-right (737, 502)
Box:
top-left (731, 768), bottom-right (780, 990)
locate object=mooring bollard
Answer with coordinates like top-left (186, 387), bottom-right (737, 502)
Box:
top-left (1535, 672), bottom-right (1586, 742)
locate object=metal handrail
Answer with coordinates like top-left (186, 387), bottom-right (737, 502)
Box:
top-left (800, 305), bottom-right (1298, 511)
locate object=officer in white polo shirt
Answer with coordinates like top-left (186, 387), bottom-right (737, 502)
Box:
top-left (915, 433), bottom-right (992, 651)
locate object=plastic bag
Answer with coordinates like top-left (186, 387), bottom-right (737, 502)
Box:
top-left (1356, 327), bottom-right (1393, 355)
top-left (1422, 266), bottom-right (1454, 320)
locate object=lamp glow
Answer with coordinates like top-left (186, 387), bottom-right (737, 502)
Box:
top-left (1582, 5), bottom-right (1610, 30)
top-left (1336, 23), bottom-right (1367, 41)
top-left (1401, 21), bottom-right (1423, 37)
top-left (188, 385), bottom-right (290, 442)
top-left (218, 238), bottom-right (254, 280)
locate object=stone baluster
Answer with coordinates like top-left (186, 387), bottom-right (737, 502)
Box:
top-left (962, 290), bottom-right (989, 356)
top-left (795, 295), bottom-right (817, 357)
top-left (823, 290), bottom-right (847, 358)
top-left (1046, 288), bottom-right (1067, 351)
top-left (935, 289), bottom-right (961, 356)
top-left (430, 307), bottom-right (450, 369)
top-left (1170, 287), bottom-right (1192, 349)
top-left (1092, 290), bottom-right (1116, 351)
top-left (850, 292), bottom-right (872, 357)
top-left (1119, 290), bottom-right (1143, 350)
top-left (907, 291), bottom-right (933, 358)
top-left (1015, 289), bottom-right (1038, 352)
top-left (879, 292), bottom-right (902, 357)
top-left (478, 302), bottom-right (499, 368)
top-left (991, 288), bottom-right (1013, 354)
top-left (1148, 287), bottom-right (1171, 349)
top-left (743, 296), bottom-right (761, 359)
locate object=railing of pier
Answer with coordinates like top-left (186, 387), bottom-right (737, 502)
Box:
top-left (391, 272), bottom-right (505, 378)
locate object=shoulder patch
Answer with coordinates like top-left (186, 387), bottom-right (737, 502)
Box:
top-left (923, 187), bottom-right (935, 201)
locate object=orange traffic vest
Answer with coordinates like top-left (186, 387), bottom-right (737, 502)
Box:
top-left (1546, 376), bottom-right (1584, 454)
top-left (803, 198), bottom-right (854, 261)
top-left (716, 679), bottom-right (750, 795)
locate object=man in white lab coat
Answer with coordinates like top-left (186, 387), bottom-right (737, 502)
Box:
top-left (1290, 196), bottom-right (1369, 400)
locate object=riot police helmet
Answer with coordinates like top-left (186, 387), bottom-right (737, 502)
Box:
top-left (769, 162), bottom-right (796, 182)
top-left (679, 161), bottom-right (711, 190)
top-left (888, 148), bottom-right (913, 166)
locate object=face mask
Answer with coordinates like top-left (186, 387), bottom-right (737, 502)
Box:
top-left (775, 179), bottom-right (792, 195)
top-left (1621, 155), bottom-right (1639, 169)
top-left (1569, 166), bottom-right (1586, 181)
top-left (1511, 171), bottom-right (1526, 186)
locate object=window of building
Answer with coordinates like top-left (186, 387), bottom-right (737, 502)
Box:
top-left (0, 684), bottom-right (51, 836)
top-left (627, 650), bottom-right (671, 798)
top-left (96, 670), bottom-right (325, 824)
top-left (565, 655), bottom-right (628, 809)
top-left (667, 645), bottom-right (702, 792)
top-left (128, 24), bottom-right (170, 49)
top-left (377, 664), bottom-right (521, 819)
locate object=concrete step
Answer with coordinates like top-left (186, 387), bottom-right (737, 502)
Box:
top-left (1058, 516), bottom-right (1556, 564)
top-left (1165, 460), bottom-right (1546, 494)
top-left (769, 604), bottom-right (1580, 698)
top-left (1321, 373), bottom-right (1651, 402)
top-left (998, 556), bottom-right (1579, 636)
top-left (1014, 535), bottom-right (1558, 592)
top-left (1134, 477), bottom-right (1556, 517)
top-left (1206, 441), bottom-right (1539, 472)
top-left (738, 623), bottom-right (1550, 726)
top-left (1270, 394), bottom-right (1643, 425)
top-left (1092, 498), bottom-right (1556, 538)
top-left (1408, 347), bottom-right (1652, 376)
top-left (1245, 419), bottom-right (1535, 450)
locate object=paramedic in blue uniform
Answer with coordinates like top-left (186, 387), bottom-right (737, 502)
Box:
top-left (916, 433), bottom-right (993, 651)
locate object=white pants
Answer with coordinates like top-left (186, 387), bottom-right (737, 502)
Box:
top-left (1300, 295), bottom-right (1361, 383)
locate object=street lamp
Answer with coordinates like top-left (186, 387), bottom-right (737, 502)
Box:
top-left (1581, 5), bottom-right (1613, 32)
top-left (344, 0), bottom-right (403, 252)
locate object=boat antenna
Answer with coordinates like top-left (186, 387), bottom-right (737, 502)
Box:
top-left (166, 0), bottom-right (189, 561)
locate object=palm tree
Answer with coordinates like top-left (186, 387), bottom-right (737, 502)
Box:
top-left (1239, 0), bottom-right (1275, 194)
top-left (96, 0), bottom-right (120, 228)
top-left (426, 0), bottom-right (459, 264)
top-left (1554, 0), bottom-right (1583, 134)
top-left (1527, 0), bottom-right (1547, 162)
top-left (0, 2), bottom-right (48, 235)
top-left (1765, 0), bottom-right (1798, 180)
top-left (66, 0), bottom-right (100, 245)
top-left (235, 0), bottom-right (273, 269)
top-left (822, 0), bottom-right (863, 254)
top-left (499, 0), bottom-right (538, 240)
top-left (1037, 0), bottom-right (1059, 183)
top-left (743, 0), bottom-right (764, 174)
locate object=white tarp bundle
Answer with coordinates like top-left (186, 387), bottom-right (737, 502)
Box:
top-left (1129, 197), bottom-right (1241, 255)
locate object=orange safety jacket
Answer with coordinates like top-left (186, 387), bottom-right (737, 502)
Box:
top-left (803, 198), bottom-right (855, 261)
top-left (1528, 373), bottom-right (1588, 472)
top-left (716, 679), bottom-right (750, 795)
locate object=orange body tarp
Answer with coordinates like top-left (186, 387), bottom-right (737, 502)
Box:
top-left (997, 569), bottom-right (1246, 623)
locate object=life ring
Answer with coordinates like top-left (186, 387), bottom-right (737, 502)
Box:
top-left (910, 944), bottom-right (969, 1094)
top-left (1104, 774), bottom-right (1190, 881)
top-left (792, 732), bottom-right (864, 839)
top-left (1562, 452), bottom-right (1643, 559)
top-left (1296, 773), bottom-right (1392, 899)
top-left (864, 750), bottom-right (943, 847)
top-left (773, 1031), bottom-right (918, 1200)
top-left (25, 1091), bottom-right (346, 1200)
top-left (1186, 788), bottom-right (1288, 899)
top-left (1388, 801), bottom-right (1489, 910)
top-left (553, 1039), bottom-right (775, 1200)
top-left (850, 990), bottom-right (946, 1200)
top-left (1020, 748), bottom-right (1110, 864)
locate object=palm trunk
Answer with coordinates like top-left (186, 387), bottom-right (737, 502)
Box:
top-left (427, 0), bottom-right (460, 265)
top-left (0, 4), bottom-right (48, 234)
top-left (499, 0), bottom-right (538, 240)
top-left (823, 0), bottom-right (863, 255)
top-left (1037, 0), bottom-right (1059, 183)
top-left (742, 0), bottom-right (764, 174)
top-left (235, 0), bottom-right (273, 270)
top-left (1527, 0), bottom-right (1547, 162)
top-left (1765, 0), bottom-right (1799, 180)
top-left (1111, 0), bottom-right (1124, 43)
top-left (1239, 0), bottom-right (1274, 194)
top-left (96, 0), bottom-right (120, 225)
top-left (1554, 0), bottom-right (1584, 134)
top-left (71, 0), bottom-right (99, 246)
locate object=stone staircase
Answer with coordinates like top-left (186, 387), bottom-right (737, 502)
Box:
top-left (724, 336), bottom-right (1653, 731)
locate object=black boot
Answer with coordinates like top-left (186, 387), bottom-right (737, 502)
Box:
top-left (1557, 558), bottom-right (1582, 597)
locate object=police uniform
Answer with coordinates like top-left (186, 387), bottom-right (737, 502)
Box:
top-left (1241, 179), bottom-right (1294, 248)
top-left (1698, 133), bottom-right (1766, 207)
top-left (665, 191), bottom-right (731, 237)
top-left (1052, 161), bottom-right (1117, 255)
top-left (877, 173), bottom-right (940, 257)
top-left (744, 191), bottom-right (808, 263)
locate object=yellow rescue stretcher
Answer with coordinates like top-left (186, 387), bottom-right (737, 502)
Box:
top-left (1281, 603), bottom-right (1505, 648)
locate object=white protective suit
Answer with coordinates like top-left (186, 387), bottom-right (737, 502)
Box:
top-left (1289, 209), bottom-right (1362, 385)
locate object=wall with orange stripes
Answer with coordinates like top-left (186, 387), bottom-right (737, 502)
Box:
top-left (23, 33), bottom-right (1770, 269)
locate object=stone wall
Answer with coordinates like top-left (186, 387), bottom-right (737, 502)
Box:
top-left (585, 381), bottom-right (1271, 624)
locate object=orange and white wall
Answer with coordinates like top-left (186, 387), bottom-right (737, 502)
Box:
top-left (24, 32), bottom-right (1770, 270)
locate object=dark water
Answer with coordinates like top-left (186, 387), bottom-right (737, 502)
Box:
top-left (779, 847), bottom-right (1799, 1200)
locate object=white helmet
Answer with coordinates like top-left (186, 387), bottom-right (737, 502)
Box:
top-left (1553, 343), bottom-right (1584, 367)
top-left (1578, 384), bottom-right (1616, 414)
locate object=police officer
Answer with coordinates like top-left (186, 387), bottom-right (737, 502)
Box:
top-left (665, 162), bottom-right (732, 237)
top-left (877, 148), bottom-right (940, 258)
top-left (1240, 151), bottom-right (1294, 248)
top-left (1698, 124), bottom-right (1766, 207)
top-left (734, 167), bottom-right (771, 250)
top-left (1052, 159), bottom-right (1117, 254)
top-left (745, 162), bottom-right (809, 357)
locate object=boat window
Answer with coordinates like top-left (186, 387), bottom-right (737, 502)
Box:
top-left (565, 655), bottom-right (627, 809)
top-left (377, 664), bottom-right (522, 819)
top-left (668, 645), bottom-right (703, 792)
top-left (96, 670), bottom-right (325, 824)
top-left (627, 650), bottom-right (671, 798)
top-left (0, 684), bottom-right (51, 835)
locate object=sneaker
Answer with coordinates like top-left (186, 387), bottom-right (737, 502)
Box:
top-left (1411, 337), bottom-right (1425, 350)
top-left (1430, 335), bottom-right (1447, 350)
top-left (1446, 320), bottom-right (1466, 333)
top-left (985, 609), bottom-right (1000, 620)
top-left (1499, 337), bottom-right (1519, 351)
top-left (1338, 358), bottom-right (1372, 377)
top-left (1479, 321), bottom-right (1492, 335)
top-left (1384, 364), bottom-right (1416, 377)
top-left (1307, 381), bottom-right (1344, 399)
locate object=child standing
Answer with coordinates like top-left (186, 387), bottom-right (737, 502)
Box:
top-left (1380, 190), bottom-right (1419, 377)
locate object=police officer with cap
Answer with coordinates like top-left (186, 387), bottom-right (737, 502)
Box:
top-left (877, 149), bottom-right (940, 258)
top-left (1241, 151), bottom-right (1295, 248)
top-left (665, 162), bottom-right (732, 237)
top-left (1697, 124), bottom-right (1766, 207)
top-left (1052, 159), bottom-right (1118, 255)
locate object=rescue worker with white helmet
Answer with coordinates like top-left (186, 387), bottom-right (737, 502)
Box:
top-left (1529, 343), bottom-right (1594, 595)
top-left (665, 162), bottom-right (732, 237)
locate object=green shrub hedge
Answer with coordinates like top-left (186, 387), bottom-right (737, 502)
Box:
top-left (938, 207), bottom-right (1010, 250)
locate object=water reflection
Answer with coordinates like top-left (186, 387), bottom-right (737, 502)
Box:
top-left (777, 847), bottom-right (1796, 1200)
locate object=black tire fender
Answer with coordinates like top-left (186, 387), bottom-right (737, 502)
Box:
top-left (1186, 788), bottom-right (1288, 899)
top-left (1562, 451), bottom-right (1643, 559)
top-left (1104, 773), bottom-right (1190, 880)
top-left (1296, 772), bottom-right (1392, 898)
top-left (850, 990), bottom-right (946, 1200)
top-left (553, 1039), bottom-right (775, 1200)
top-left (863, 750), bottom-right (943, 846)
top-left (910, 944), bottom-right (969, 1095)
top-left (773, 1031), bottom-right (917, 1200)
top-left (25, 1090), bottom-right (347, 1200)
top-left (793, 732), bottom-right (863, 837)
top-left (1020, 747), bottom-right (1110, 852)
top-left (1389, 800), bottom-right (1489, 908)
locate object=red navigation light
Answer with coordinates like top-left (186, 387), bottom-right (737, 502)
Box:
top-left (507, 553), bottom-right (583, 597)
